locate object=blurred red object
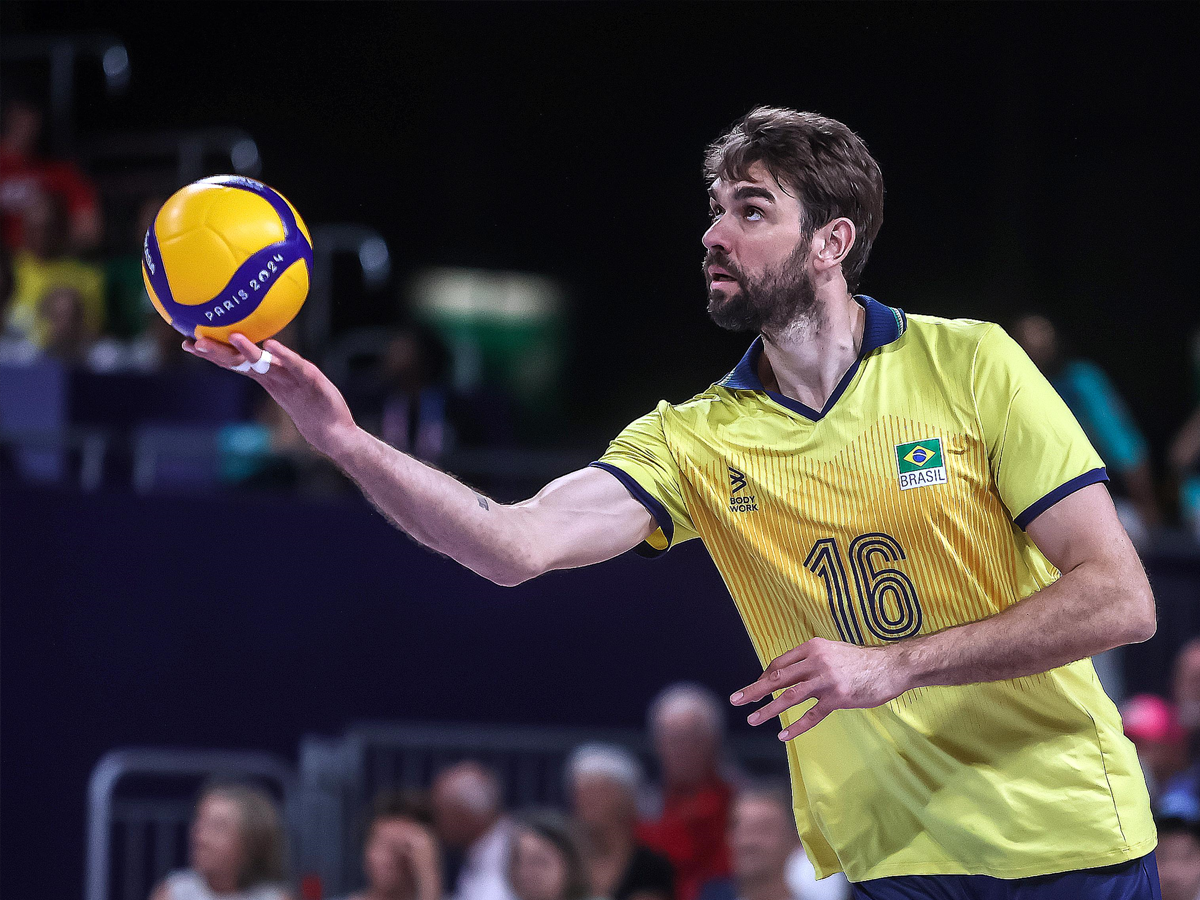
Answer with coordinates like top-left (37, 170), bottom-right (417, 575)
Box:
top-left (299, 873), bottom-right (322, 900)
top-left (1121, 693), bottom-right (1186, 745)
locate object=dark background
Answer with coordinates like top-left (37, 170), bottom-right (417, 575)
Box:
top-left (4, 3), bottom-right (1200, 898)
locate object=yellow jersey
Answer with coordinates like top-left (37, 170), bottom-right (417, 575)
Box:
top-left (593, 296), bottom-right (1154, 882)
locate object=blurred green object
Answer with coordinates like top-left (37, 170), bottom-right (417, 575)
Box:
top-left (410, 268), bottom-right (567, 440)
top-left (104, 255), bottom-right (149, 339)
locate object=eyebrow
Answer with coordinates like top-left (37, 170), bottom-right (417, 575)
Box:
top-left (708, 185), bottom-right (777, 204)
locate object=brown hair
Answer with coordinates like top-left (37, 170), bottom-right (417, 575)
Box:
top-left (704, 106), bottom-right (884, 292)
top-left (199, 781), bottom-right (288, 889)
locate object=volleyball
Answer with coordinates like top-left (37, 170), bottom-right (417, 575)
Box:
top-left (141, 175), bottom-right (313, 344)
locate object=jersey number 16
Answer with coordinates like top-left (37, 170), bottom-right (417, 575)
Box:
top-left (803, 533), bottom-right (923, 644)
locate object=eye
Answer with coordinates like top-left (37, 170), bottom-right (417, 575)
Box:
top-left (744, 207), bottom-right (764, 221)
top-left (708, 206), bottom-right (723, 221)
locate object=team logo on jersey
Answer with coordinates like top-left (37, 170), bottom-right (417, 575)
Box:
top-left (895, 438), bottom-right (947, 491)
top-left (728, 466), bottom-right (758, 512)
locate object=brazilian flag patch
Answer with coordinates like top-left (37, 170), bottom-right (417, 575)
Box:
top-left (895, 438), bottom-right (947, 491)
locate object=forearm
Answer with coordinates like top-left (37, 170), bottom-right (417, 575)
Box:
top-left (330, 426), bottom-right (537, 585)
top-left (890, 559), bottom-right (1155, 690)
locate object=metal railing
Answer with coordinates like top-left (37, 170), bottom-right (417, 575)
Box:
top-left (85, 748), bottom-right (296, 900)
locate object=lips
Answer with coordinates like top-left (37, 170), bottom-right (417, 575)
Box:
top-left (708, 266), bottom-right (735, 281)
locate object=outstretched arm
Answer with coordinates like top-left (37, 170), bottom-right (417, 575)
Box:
top-left (186, 334), bottom-right (656, 585)
top-left (733, 482), bottom-right (1156, 739)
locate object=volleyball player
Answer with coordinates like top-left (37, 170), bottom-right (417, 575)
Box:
top-left (186, 107), bottom-right (1159, 898)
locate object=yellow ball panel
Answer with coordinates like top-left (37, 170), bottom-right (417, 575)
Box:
top-left (194, 258), bottom-right (310, 345)
top-left (155, 182), bottom-right (222, 238)
top-left (202, 188), bottom-right (286, 258)
top-left (158, 225), bottom-right (238, 306)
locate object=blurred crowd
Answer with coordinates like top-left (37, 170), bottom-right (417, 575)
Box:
top-left (3, 89), bottom-right (1200, 530)
top-left (150, 685), bottom-right (849, 900)
top-left (1118, 639), bottom-right (1200, 900)
top-left (5, 87), bottom-right (1200, 528)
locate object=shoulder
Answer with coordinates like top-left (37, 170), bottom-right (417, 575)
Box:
top-left (897, 312), bottom-right (999, 359)
top-left (153, 871), bottom-right (199, 900)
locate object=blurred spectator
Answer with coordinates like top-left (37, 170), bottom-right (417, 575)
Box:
top-left (150, 781), bottom-right (292, 900)
top-left (343, 791), bottom-right (441, 900)
top-left (697, 784), bottom-right (846, 900)
top-left (1155, 784), bottom-right (1200, 900)
top-left (38, 285), bottom-right (96, 364)
top-left (1174, 640), bottom-right (1200, 749)
top-left (1170, 406), bottom-right (1200, 538)
top-left (567, 743), bottom-right (673, 900)
top-left (638, 684), bottom-right (733, 900)
top-left (1120, 694), bottom-right (1188, 805)
top-left (0, 89), bottom-right (102, 252)
top-left (431, 761), bottom-right (517, 900)
top-left (345, 327), bottom-right (456, 462)
top-left (508, 811), bottom-right (592, 900)
top-left (1170, 328), bottom-right (1200, 537)
top-left (5, 191), bottom-right (105, 345)
top-left (1012, 313), bottom-right (1161, 540)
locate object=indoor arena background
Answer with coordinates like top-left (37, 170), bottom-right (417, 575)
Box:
top-left (3, 4), bottom-right (1199, 900)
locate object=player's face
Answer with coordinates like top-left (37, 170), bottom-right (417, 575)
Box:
top-left (703, 161), bottom-right (816, 335)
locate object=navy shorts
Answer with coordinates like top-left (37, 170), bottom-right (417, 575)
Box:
top-left (850, 853), bottom-right (1160, 900)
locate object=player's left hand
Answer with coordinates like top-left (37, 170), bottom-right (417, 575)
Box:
top-left (730, 637), bottom-right (910, 740)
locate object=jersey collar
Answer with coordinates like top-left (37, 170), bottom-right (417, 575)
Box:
top-left (719, 295), bottom-right (908, 420)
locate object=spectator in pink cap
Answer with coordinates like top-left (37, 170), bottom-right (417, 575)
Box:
top-left (1122, 693), bottom-right (1188, 803)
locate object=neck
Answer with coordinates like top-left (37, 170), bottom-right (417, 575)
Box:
top-left (758, 292), bottom-right (864, 411)
top-left (363, 887), bottom-right (410, 900)
top-left (738, 871), bottom-right (792, 900)
top-left (202, 872), bottom-right (240, 895)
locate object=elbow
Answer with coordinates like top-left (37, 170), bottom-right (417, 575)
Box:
top-left (1121, 582), bottom-right (1158, 645)
top-left (483, 548), bottom-right (547, 588)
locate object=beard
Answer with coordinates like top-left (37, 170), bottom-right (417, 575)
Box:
top-left (704, 240), bottom-right (818, 336)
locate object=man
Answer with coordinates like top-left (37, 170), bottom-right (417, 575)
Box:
top-left (430, 762), bottom-right (516, 900)
top-left (640, 684), bottom-right (732, 900)
top-left (698, 784), bottom-right (847, 900)
top-left (566, 743), bottom-right (673, 900)
top-left (182, 107), bottom-right (1158, 897)
top-left (1011, 312), bottom-right (1160, 537)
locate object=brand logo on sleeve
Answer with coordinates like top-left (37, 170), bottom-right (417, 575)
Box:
top-left (728, 465), bottom-right (758, 512)
top-left (895, 438), bottom-right (947, 491)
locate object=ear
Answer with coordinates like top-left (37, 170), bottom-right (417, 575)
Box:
top-left (811, 217), bottom-right (856, 275)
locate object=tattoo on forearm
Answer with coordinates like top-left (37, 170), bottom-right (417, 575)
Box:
top-left (475, 493), bottom-right (489, 511)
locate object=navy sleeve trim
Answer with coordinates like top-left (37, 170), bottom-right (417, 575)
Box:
top-left (589, 461), bottom-right (674, 558)
top-left (1014, 467), bottom-right (1109, 530)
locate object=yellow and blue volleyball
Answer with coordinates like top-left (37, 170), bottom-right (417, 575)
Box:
top-left (141, 175), bottom-right (313, 344)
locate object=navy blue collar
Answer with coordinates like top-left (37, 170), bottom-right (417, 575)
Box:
top-left (718, 295), bottom-right (908, 421)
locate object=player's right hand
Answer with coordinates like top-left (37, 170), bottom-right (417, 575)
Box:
top-left (183, 333), bottom-right (358, 461)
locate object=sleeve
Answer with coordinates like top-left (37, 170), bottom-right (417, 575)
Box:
top-left (972, 325), bottom-right (1109, 530)
top-left (591, 401), bottom-right (700, 557)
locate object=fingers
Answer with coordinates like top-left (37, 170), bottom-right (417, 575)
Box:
top-left (228, 332), bottom-right (263, 362)
top-left (781, 700), bottom-right (831, 741)
top-left (731, 642), bottom-right (814, 705)
top-left (183, 333), bottom-right (296, 379)
top-left (183, 337), bottom-right (246, 368)
top-left (746, 677), bottom-right (820, 725)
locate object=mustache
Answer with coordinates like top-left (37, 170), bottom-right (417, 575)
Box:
top-left (703, 251), bottom-right (746, 282)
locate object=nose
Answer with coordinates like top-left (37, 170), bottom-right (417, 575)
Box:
top-left (703, 215), bottom-right (731, 254)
